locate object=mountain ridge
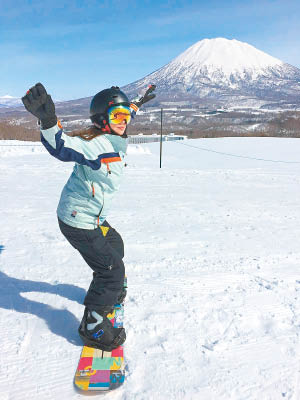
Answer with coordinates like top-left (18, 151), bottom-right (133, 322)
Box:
top-left (0, 95), bottom-right (22, 108)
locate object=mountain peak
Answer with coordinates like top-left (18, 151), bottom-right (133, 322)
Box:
top-left (122, 37), bottom-right (300, 109)
top-left (173, 38), bottom-right (283, 76)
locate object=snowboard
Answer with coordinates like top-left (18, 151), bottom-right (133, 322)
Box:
top-left (74, 286), bottom-right (126, 391)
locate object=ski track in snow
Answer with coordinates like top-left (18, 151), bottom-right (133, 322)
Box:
top-left (0, 138), bottom-right (300, 399)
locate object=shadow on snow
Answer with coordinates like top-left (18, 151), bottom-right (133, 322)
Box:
top-left (0, 270), bottom-right (86, 346)
top-left (0, 245), bottom-right (5, 254)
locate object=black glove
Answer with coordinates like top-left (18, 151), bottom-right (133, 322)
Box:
top-left (22, 83), bottom-right (57, 130)
top-left (132, 84), bottom-right (156, 108)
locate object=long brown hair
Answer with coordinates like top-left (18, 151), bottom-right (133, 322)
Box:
top-left (69, 125), bottom-right (127, 140)
top-left (70, 126), bottom-right (105, 141)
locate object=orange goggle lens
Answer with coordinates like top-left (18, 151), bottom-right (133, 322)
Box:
top-left (108, 106), bottom-right (131, 125)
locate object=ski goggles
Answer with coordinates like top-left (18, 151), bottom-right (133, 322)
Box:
top-left (107, 105), bottom-right (131, 125)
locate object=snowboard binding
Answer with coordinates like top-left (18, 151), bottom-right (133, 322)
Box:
top-left (78, 306), bottom-right (126, 352)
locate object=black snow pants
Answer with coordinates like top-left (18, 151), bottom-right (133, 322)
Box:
top-left (58, 218), bottom-right (125, 310)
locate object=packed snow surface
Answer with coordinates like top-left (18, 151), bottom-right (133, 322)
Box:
top-left (0, 137), bottom-right (300, 399)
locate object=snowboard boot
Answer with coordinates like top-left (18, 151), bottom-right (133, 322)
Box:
top-left (78, 306), bottom-right (126, 351)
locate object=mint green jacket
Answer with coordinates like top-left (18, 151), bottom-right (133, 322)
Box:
top-left (41, 123), bottom-right (127, 229)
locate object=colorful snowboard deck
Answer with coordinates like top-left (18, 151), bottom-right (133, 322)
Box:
top-left (74, 303), bottom-right (125, 392)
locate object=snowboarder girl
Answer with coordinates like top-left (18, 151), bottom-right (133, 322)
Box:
top-left (21, 83), bottom-right (156, 351)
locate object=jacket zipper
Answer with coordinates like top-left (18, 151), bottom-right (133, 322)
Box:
top-left (91, 182), bottom-right (104, 227)
top-left (106, 163), bottom-right (111, 174)
top-left (97, 194), bottom-right (104, 227)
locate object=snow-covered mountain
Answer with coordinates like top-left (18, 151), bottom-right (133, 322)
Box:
top-left (123, 38), bottom-right (300, 109)
top-left (1, 38), bottom-right (300, 130)
top-left (0, 95), bottom-right (22, 108)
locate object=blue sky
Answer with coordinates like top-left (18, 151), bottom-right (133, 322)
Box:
top-left (1, 0), bottom-right (300, 100)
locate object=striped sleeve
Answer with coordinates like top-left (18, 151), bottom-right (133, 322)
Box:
top-left (130, 103), bottom-right (139, 119)
top-left (40, 123), bottom-right (119, 170)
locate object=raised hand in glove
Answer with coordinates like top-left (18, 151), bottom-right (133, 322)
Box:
top-left (132, 84), bottom-right (156, 108)
top-left (22, 83), bottom-right (57, 130)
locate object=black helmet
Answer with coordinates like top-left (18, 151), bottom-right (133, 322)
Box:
top-left (90, 86), bottom-right (130, 129)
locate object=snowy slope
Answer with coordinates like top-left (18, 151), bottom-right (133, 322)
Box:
top-left (0, 137), bottom-right (300, 399)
